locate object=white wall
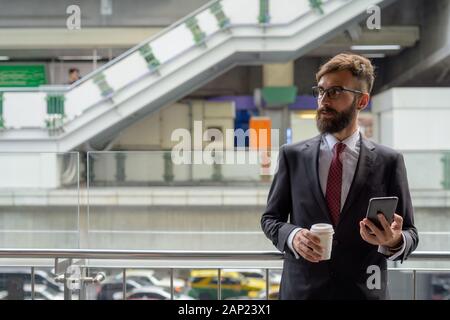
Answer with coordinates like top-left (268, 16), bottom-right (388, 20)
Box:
top-left (0, 153), bottom-right (61, 189)
top-left (372, 88), bottom-right (450, 150)
top-left (290, 111), bottom-right (319, 143)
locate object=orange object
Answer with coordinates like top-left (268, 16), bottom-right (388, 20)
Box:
top-left (249, 117), bottom-right (271, 150)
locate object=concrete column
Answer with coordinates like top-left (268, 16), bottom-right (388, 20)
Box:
top-left (263, 62), bottom-right (294, 87)
top-left (262, 62), bottom-right (295, 147)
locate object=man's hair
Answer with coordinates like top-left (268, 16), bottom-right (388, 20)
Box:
top-left (315, 53), bottom-right (375, 93)
top-left (69, 68), bottom-right (80, 74)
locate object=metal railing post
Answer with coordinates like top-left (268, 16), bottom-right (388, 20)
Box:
top-left (218, 268), bottom-right (221, 301)
top-left (63, 258), bottom-right (73, 300)
top-left (170, 268), bottom-right (174, 300)
top-left (31, 267), bottom-right (35, 300)
top-left (79, 267), bottom-right (87, 300)
top-left (122, 268), bottom-right (127, 300)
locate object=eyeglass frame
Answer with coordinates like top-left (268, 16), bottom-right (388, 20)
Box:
top-left (312, 85), bottom-right (364, 99)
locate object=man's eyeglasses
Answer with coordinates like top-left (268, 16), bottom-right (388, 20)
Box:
top-left (312, 86), bottom-right (364, 99)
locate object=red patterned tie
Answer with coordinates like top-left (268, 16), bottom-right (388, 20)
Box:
top-left (326, 142), bottom-right (346, 226)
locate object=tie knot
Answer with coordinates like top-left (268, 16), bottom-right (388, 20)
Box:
top-left (334, 142), bottom-right (346, 155)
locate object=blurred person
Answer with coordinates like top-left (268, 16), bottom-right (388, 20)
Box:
top-left (261, 53), bottom-right (418, 299)
top-left (68, 67), bottom-right (81, 85)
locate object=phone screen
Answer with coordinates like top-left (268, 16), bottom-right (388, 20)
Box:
top-left (366, 197), bottom-right (398, 230)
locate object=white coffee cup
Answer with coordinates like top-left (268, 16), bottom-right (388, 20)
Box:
top-left (310, 223), bottom-right (334, 260)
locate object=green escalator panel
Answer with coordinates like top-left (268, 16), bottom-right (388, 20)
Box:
top-left (309, 0), bottom-right (324, 14)
top-left (93, 73), bottom-right (114, 97)
top-left (210, 1), bottom-right (230, 29)
top-left (259, 0), bottom-right (270, 24)
top-left (46, 94), bottom-right (65, 131)
top-left (186, 17), bottom-right (206, 45)
top-left (139, 44), bottom-right (161, 71)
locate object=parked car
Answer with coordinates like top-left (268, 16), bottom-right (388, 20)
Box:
top-left (211, 269), bottom-right (280, 298)
top-left (23, 284), bottom-right (64, 300)
top-left (0, 268), bottom-right (63, 294)
top-left (225, 268), bottom-right (281, 287)
top-left (96, 277), bottom-right (145, 300)
top-left (113, 269), bottom-right (186, 293)
top-left (115, 286), bottom-right (194, 300)
top-left (257, 290), bottom-right (279, 300)
top-left (432, 283), bottom-right (450, 300)
top-left (0, 290), bottom-right (8, 300)
top-left (186, 269), bottom-right (266, 300)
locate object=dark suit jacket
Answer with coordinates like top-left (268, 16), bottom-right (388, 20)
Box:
top-left (261, 134), bottom-right (419, 300)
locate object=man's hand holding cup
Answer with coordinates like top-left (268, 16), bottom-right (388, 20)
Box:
top-left (293, 223), bottom-right (335, 263)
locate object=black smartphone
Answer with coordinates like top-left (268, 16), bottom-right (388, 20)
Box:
top-left (365, 196), bottom-right (398, 230)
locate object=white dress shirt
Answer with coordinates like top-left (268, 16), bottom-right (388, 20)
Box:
top-left (287, 128), bottom-right (406, 260)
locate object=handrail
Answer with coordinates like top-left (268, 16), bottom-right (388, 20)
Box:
top-left (0, 249), bottom-right (282, 260)
top-left (0, 249), bottom-right (448, 261)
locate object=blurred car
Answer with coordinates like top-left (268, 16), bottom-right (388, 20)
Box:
top-left (224, 295), bottom-right (253, 300)
top-left (113, 269), bottom-right (186, 293)
top-left (23, 284), bottom-right (64, 300)
top-left (0, 290), bottom-right (7, 299)
top-left (432, 283), bottom-right (450, 300)
top-left (0, 284), bottom-right (64, 300)
top-left (186, 269), bottom-right (266, 300)
top-left (225, 269), bottom-right (265, 279)
top-left (114, 286), bottom-right (195, 300)
top-left (221, 269), bottom-right (280, 298)
top-left (0, 268), bottom-right (63, 293)
top-left (225, 268), bottom-right (281, 287)
top-left (257, 290), bottom-right (279, 300)
top-left (96, 277), bottom-right (145, 300)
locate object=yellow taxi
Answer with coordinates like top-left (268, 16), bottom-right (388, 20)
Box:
top-left (186, 269), bottom-right (277, 300)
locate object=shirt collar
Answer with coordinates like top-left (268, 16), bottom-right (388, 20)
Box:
top-left (324, 127), bottom-right (360, 153)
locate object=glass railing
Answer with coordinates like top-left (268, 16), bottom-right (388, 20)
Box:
top-left (84, 150), bottom-right (450, 190)
top-left (403, 151), bottom-right (450, 190)
top-left (85, 150), bottom-right (276, 251)
top-left (0, 148), bottom-right (448, 300)
top-left (82, 150), bottom-right (450, 254)
top-left (0, 152), bottom-right (80, 249)
top-left (0, 150), bottom-right (448, 254)
top-left (87, 150), bottom-right (276, 186)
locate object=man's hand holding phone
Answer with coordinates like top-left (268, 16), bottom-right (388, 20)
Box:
top-left (360, 213), bottom-right (404, 248)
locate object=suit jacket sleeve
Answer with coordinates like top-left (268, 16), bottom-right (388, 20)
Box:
top-left (389, 153), bottom-right (419, 262)
top-left (261, 145), bottom-right (297, 253)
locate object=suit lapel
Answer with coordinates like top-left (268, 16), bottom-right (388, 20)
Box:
top-left (303, 135), bottom-right (332, 224)
top-left (338, 135), bottom-right (377, 226)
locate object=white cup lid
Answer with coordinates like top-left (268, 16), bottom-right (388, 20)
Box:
top-left (311, 223), bottom-right (334, 233)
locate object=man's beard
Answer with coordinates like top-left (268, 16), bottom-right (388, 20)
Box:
top-left (316, 98), bottom-right (358, 134)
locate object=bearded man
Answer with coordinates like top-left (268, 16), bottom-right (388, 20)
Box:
top-left (261, 53), bottom-right (418, 300)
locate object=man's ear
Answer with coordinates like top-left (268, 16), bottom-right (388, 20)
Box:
top-left (357, 93), bottom-right (370, 110)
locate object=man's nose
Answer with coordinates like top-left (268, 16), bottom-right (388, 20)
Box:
top-left (319, 94), bottom-right (332, 108)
